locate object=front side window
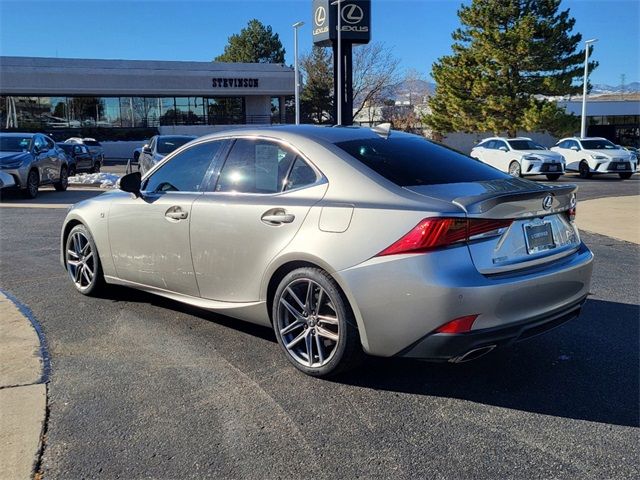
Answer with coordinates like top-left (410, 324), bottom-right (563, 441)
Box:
top-left (144, 141), bottom-right (221, 193)
top-left (33, 136), bottom-right (46, 151)
top-left (215, 139), bottom-right (297, 194)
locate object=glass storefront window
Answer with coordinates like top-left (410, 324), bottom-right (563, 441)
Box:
top-left (159, 97), bottom-right (176, 125)
top-left (39, 97), bottom-right (69, 128)
top-left (205, 97), bottom-right (244, 124)
top-left (100, 98), bottom-right (121, 127)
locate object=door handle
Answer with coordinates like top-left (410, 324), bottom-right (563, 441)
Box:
top-left (165, 207), bottom-right (188, 220)
top-left (261, 209), bottom-right (295, 225)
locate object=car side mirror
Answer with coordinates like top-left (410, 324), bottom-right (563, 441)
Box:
top-left (120, 171), bottom-right (142, 197)
top-left (142, 145), bottom-right (151, 154)
top-left (570, 146), bottom-right (579, 151)
top-left (499, 146), bottom-right (508, 152)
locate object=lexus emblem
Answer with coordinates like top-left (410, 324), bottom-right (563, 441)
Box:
top-left (542, 195), bottom-right (554, 210)
top-left (341, 4), bottom-right (364, 24)
top-left (314, 6), bottom-right (326, 26)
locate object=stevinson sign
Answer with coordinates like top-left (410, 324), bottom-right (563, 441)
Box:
top-left (312, 0), bottom-right (371, 46)
top-left (212, 78), bottom-right (260, 88)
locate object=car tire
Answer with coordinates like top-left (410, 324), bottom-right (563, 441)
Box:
top-left (272, 267), bottom-right (363, 377)
top-left (619, 172), bottom-right (633, 180)
top-left (23, 169), bottom-right (39, 199)
top-left (508, 161), bottom-right (521, 177)
top-left (54, 166), bottom-right (68, 191)
top-left (91, 162), bottom-right (101, 174)
top-left (545, 174), bottom-right (561, 181)
top-left (65, 224), bottom-right (105, 296)
top-left (68, 165), bottom-right (76, 177)
top-left (579, 161), bottom-right (592, 179)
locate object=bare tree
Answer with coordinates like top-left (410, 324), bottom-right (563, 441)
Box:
top-left (352, 42), bottom-right (401, 120)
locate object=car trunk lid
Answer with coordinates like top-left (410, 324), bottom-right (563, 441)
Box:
top-left (404, 178), bottom-right (581, 274)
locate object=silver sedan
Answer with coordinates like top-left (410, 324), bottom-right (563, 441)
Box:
top-left (61, 126), bottom-right (593, 377)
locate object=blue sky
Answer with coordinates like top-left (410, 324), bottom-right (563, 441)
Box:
top-left (0, 0), bottom-right (638, 86)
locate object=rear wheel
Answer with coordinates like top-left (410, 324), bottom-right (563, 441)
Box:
top-left (545, 174), bottom-right (561, 181)
top-left (23, 169), bottom-right (39, 199)
top-left (579, 161), bottom-right (592, 179)
top-left (619, 172), bottom-right (633, 180)
top-left (65, 224), bottom-right (104, 295)
top-left (508, 161), bottom-right (521, 177)
top-left (54, 166), bottom-right (68, 191)
top-left (272, 268), bottom-right (362, 377)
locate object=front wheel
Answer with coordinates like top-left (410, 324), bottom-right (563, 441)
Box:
top-left (508, 161), bottom-right (521, 177)
top-left (91, 162), bottom-right (101, 173)
top-left (54, 166), bottom-right (68, 191)
top-left (272, 268), bottom-right (362, 377)
top-left (619, 172), bottom-right (633, 180)
top-left (579, 161), bottom-right (592, 179)
top-left (65, 224), bottom-right (104, 295)
top-left (546, 174), bottom-right (561, 181)
top-left (23, 169), bottom-right (39, 199)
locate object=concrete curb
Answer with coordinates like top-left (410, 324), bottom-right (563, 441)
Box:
top-left (0, 291), bottom-right (49, 480)
top-left (576, 195), bottom-right (640, 244)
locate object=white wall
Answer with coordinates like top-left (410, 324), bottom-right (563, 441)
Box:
top-left (102, 141), bottom-right (145, 160)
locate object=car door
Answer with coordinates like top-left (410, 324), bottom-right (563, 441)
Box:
top-left (108, 140), bottom-right (223, 296)
top-left (42, 136), bottom-right (62, 181)
top-left (493, 140), bottom-right (510, 172)
top-left (76, 145), bottom-right (92, 170)
top-left (31, 135), bottom-right (50, 182)
top-left (563, 140), bottom-right (581, 170)
top-left (190, 137), bottom-right (328, 302)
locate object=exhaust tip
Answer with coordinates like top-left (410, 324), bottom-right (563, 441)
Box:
top-left (450, 345), bottom-right (496, 363)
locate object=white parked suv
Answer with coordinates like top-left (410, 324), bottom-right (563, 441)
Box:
top-left (550, 137), bottom-right (636, 179)
top-left (470, 137), bottom-right (565, 180)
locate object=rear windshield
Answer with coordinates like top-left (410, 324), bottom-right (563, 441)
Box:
top-left (0, 136), bottom-right (32, 152)
top-left (335, 136), bottom-right (508, 186)
top-left (82, 140), bottom-right (101, 146)
top-left (157, 137), bottom-right (194, 154)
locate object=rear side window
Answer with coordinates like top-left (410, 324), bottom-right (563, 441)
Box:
top-left (335, 136), bottom-right (508, 186)
top-left (216, 139), bottom-right (297, 194)
top-left (284, 158), bottom-right (318, 191)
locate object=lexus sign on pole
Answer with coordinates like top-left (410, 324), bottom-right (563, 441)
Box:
top-left (312, 0), bottom-right (371, 46)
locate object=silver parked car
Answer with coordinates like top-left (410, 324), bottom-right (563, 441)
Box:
top-left (1, 132), bottom-right (69, 198)
top-left (61, 126), bottom-right (593, 377)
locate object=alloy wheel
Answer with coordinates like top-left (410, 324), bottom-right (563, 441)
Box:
top-left (66, 231), bottom-right (96, 290)
top-left (276, 279), bottom-right (340, 368)
top-left (27, 171), bottom-right (39, 197)
top-left (509, 162), bottom-right (521, 177)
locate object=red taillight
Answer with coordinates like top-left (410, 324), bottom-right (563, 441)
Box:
top-left (435, 314), bottom-right (479, 334)
top-left (568, 206), bottom-right (576, 222)
top-left (377, 217), bottom-right (512, 256)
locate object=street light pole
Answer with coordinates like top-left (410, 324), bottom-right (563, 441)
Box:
top-left (581, 38), bottom-right (598, 138)
top-left (331, 0), bottom-right (344, 126)
top-left (292, 21), bottom-right (304, 125)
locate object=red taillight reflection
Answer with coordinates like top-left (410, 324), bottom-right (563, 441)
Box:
top-left (435, 314), bottom-right (479, 334)
top-left (377, 217), bottom-right (512, 256)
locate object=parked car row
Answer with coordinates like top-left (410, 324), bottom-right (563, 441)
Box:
top-left (0, 133), bottom-right (104, 198)
top-left (470, 136), bottom-right (637, 180)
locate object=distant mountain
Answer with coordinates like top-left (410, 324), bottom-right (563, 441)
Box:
top-left (591, 82), bottom-right (640, 94)
top-left (380, 79), bottom-right (435, 104)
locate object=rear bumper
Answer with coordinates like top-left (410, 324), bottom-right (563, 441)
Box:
top-left (337, 242), bottom-right (593, 357)
top-left (399, 295), bottom-right (586, 361)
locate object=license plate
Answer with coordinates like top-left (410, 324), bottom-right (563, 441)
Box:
top-left (523, 221), bottom-right (555, 254)
top-left (548, 165), bottom-right (558, 171)
top-left (616, 163), bottom-right (626, 170)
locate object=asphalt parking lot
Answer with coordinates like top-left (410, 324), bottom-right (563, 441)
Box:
top-left (0, 175), bottom-right (638, 478)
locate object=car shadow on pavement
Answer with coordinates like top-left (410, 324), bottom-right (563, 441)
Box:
top-left (99, 286), bottom-right (639, 428)
top-left (0, 187), bottom-right (104, 204)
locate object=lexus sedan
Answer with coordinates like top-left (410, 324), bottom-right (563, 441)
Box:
top-left (61, 126), bottom-right (593, 377)
top-left (138, 135), bottom-right (196, 174)
top-left (470, 137), bottom-right (565, 180)
top-left (1, 132), bottom-right (69, 198)
top-left (551, 137), bottom-right (636, 179)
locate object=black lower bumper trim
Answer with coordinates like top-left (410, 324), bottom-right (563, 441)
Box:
top-left (399, 296), bottom-right (587, 361)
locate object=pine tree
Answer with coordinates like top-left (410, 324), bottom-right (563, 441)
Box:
top-left (215, 19), bottom-right (285, 63)
top-left (425, 0), bottom-right (596, 137)
top-left (300, 46), bottom-right (334, 124)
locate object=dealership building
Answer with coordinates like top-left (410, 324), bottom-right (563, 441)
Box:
top-left (0, 56), bottom-right (295, 140)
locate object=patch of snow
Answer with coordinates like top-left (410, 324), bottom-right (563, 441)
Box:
top-left (68, 172), bottom-right (120, 189)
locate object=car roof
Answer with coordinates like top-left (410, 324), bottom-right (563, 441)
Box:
top-left (197, 124), bottom-right (415, 146)
top-left (157, 135), bottom-right (197, 139)
top-left (478, 137), bottom-right (532, 142)
top-left (558, 137), bottom-right (608, 142)
top-left (0, 132), bottom-right (35, 138)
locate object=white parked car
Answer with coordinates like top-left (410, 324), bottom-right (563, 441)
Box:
top-left (550, 137), bottom-right (637, 179)
top-left (470, 137), bottom-right (565, 180)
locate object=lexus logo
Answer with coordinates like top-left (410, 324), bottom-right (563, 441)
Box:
top-left (542, 195), bottom-right (554, 210)
top-left (341, 4), bottom-right (364, 24)
top-left (314, 6), bottom-right (326, 26)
